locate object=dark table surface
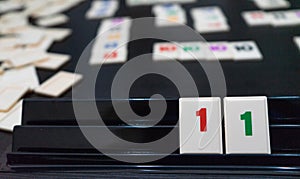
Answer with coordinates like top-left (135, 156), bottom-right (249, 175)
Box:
top-left (1, 0), bottom-right (300, 177)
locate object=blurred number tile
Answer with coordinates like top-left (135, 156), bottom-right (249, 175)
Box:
top-left (153, 42), bottom-right (179, 60)
top-left (294, 37), bottom-right (300, 51)
top-left (191, 6), bottom-right (230, 33)
top-left (194, 21), bottom-right (230, 33)
top-left (269, 11), bottom-right (299, 27)
top-left (89, 17), bottom-right (131, 65)
top-left (242, 11), bottom-right (271, 26)
top-left (178, 42), bottom-right (206, 60)
top-left (224, 96), bottom-right (271, 154)
top-left (242, 10), bottom-right (300, 27)
top-left (290, 9), bottom-right (300, 24)
top-left (191, 6), bottom-right (227, 23)
top-left (153, 4), bottom-right (187, 27)
top-left (207, 41), bottom-right (233, 60)
top-left (253, 0), bottom-right (290, 10)
top-left (103, 47), bottom-right (127, 64)
top-left (179, 97), bottom-right (223, 154)
top-left (230, 41), bottom-right (263, 60)
top-left (86, 0), bottom-right (119, 20)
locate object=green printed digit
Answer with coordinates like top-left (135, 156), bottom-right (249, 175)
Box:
top-left (240, 111), bottom-right (253, 136)
top-left (183, 46), bottom-right (200, 52)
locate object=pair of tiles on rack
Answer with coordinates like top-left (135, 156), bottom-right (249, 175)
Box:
top-left (179, 96), bottom-right (270, 154)
top-left (153, 41), bottom-right (263, 61)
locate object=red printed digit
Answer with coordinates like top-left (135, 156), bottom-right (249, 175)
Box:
top-left (208, 22), bottom-right (221, 27)
top-left (196, 108), bottom-right (207, 132)
top-left (104, 51), bottom-right (118, 59)
top-left (251, 12), bottom-right (264, 19)
top-left (159, 45), bottom-right (177, 52)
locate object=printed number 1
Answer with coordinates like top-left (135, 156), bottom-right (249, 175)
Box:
top-left (240, 111), bottom-right (253, 136)
top-left (196, 108), bottom-right (207, 132)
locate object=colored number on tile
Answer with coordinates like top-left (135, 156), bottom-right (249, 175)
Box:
top-left (196, 108), bottom-right (207, 132)
top-left (240, 111), bottom-right (253, 136)
top-left (104, 51), bottom-right (118, 59)
top-left (159, 45), bottom-right (177, 52)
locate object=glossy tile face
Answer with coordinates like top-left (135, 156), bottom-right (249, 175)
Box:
top-left (224, 96), bottom-right (271, 154)
top-left (230, 41), bottom-right (263, 60)
top-left (153, 42), bottom-right (179, 61)
top-left (179, 97), bottom-right (223, 154)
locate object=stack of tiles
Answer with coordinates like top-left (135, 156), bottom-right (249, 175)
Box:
top-left (191, 6), bottom-right (230, 33)
top-left (86, 0), bottom-right (119, 20)
top-left (153, 41), bottom-right (263, 61)
top-left (242, 10), bottom-right (300, 27)
top-left (0, 0), bottom-right (85, 132)
top-left (89, 17), bottom-right (132, 65)
top-left (152, 4), bottom-right (187, 27)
